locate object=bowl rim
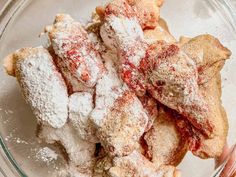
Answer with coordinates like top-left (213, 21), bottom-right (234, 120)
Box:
top-left (0, 1), bottom-right (28, 176)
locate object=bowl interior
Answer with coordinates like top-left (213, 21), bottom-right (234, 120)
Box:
top-left (0, 0), bottom-right (235, 176)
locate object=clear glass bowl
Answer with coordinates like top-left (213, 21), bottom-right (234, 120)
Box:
top-left (0, 0), bottom-right (235, 176)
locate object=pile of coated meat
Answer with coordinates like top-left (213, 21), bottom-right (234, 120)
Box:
top-left (3, 0), bottom-right (231, 176)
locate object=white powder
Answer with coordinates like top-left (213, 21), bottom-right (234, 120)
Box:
top-left (68, 92), bottom-right (98, 143)
top-left (54, 56), bottom-right (93, 93)
top-left (100, 15), bottom-right (143, 50)
top-left (100, 15), bottom-right (146, 67)
top-left (15, 138), bottom-right (28, 144)
top-left (14, 47), bottom-right (68, 128)
top-left (90, 58), bottom-right (127, 126)
top-left (38, 124), bottom-right (95, 175)
top-left (36, 147), bottom-right (58, 164)
top-left (4, 109), bottom-right (14, 114)
top-left (47, 14), bottom-right (104, 88)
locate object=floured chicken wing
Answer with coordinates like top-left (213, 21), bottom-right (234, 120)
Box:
top-left (97, 0), bottom-right (163, 29)
top-left (176, 74), bottom-right (228, 159)
top-left (46, 14), bottom-right (104, 92)
top-left (93, 152), bottom-right (181, 177)
top-left (194, 73), bottom-right (228, 158)
top-left (145, 27), bottom-right (230, 158)
top-left (100, 11), bottom-right (148, 96)
top-left (3, 47), bottom-right (68, 128)
top-left (100, 1), bottom-right (213, 136)
top-left (181, 34), bottom-right (231, 84)
top-left (144, 107), bottom-right (188, 166)
top-left (144, 42), bottom-right (212, 136)
top-left (2, 0), bottom-right (232, 175)
top-left (108, 151), bottom-right (180, 177)
top-left (176, 35), bottom-right (231, 158)
top-left (90, 58), bottom-right (148, 156)
top-left (38, 123), bottom-right (96, 176)
top-left (68, 92), bottom-right (98, 143)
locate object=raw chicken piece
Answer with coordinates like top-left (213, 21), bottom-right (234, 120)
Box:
top-left (38, 123), bottom-right (96, 176)
top-left (90, 58), bottom-right (148, 156)
top-left (181, 34), bottom-right (231, 84)
top-left (46, 14), bottom-right (104, 91)
top-left (3, 47), bottom-right (68, 128)
top-left (68, 92), bottom-right (98, 143)
top-left (108, 151), bottom-right (180, 177)
top-left (144, 107), bottom-right (187, 167)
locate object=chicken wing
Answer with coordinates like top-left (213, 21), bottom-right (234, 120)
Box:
top-left (145, 42), bottom-right (213, 136)
top-left (147, 27), bottom-right (230, 158)
top-left (68, 92), bottom-right (98, 143)
top-left (174, 74), bottom-right (228, 159)
top-left (46, 14), bottom-right (104, 92)
top-left (195, 73), bottom-right (228, 158)
top-left (176, 35), bottom-right (231, 158)
top-left (38, 123), bottom-right (96, 176)
top-left (3, 47), bottom-right (68, 128)
top-left (144, 107), bottom-right (188, 167)
top-left (90, 58), bottom-right (148, 157)
top-left (97, 0), bottom-right (163, 29)
top-left (181, 34), bottom-right (231, 84)
top-left (108, 151), bottom-right (180, 177)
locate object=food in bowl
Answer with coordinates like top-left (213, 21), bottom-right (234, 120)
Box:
top-left (2, 0), bottom-right (232, 176)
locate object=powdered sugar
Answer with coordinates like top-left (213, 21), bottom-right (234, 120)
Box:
top-left (14, 47), bottom-right (68, 128)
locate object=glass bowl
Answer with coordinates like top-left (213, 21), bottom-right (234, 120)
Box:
top-left (0, 0), bottom-right (235, 176)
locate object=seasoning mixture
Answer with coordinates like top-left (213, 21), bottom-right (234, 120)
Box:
top-left (3, 0), bottom-right (231, 176)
